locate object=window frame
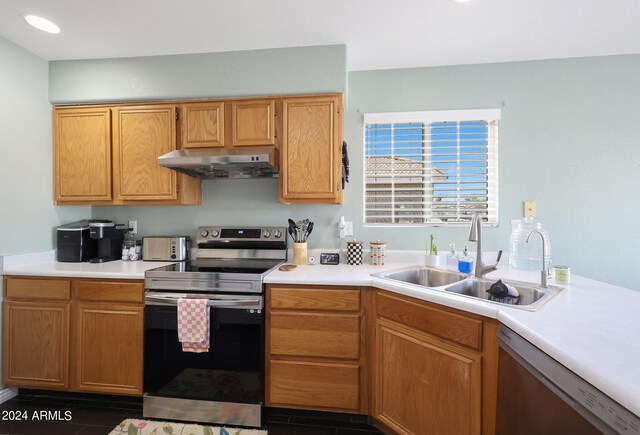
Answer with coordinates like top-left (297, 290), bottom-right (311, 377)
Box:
top-left (362, 108), bottom-right (500, 228)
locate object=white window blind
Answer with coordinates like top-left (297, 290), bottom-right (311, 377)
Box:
top-left (363, 109), bottom-right (499, 226)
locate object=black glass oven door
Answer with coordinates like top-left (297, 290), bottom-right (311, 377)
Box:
top-left (144, 293), bottom-right (263, 405)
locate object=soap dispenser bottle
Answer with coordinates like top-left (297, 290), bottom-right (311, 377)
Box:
top-left (446, 244), bottom-right (459, 271)
top-left (458, 245), bottom-right (474, 274)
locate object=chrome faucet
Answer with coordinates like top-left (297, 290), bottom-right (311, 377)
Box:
top-left (525, 229), bottom-right (549, 288)
top-left (468, 213), bottom-right (502, 278)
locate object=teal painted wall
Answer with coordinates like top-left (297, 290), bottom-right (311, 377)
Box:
top-left (0, 36), bottom-right (90, 256)
top-left (86, 54), bottom-right (640, 290)
top-left (347, 56), bottom-right (640, 291)
top-left (0, 36), bottom-right (89, 388)
top-left (49, 45), bottom-right (347, 104)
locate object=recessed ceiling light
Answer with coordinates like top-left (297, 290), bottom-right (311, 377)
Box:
top-left (24, 15), bottom-right (61, 34)
top-left (452, 0), bottom-right (473, 3)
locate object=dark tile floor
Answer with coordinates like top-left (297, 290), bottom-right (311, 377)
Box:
top-left (0, 391), bottom-right (383, 434)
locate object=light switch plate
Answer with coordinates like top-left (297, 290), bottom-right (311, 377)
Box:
top-left (344, 222), bottom-right (353, 237)
top-left (524, 201), bottom-right (537, 218)
top-left (339, 220), bottom-right (354, 238)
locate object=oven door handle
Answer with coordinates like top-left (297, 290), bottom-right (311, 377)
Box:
top-left (145, 294), bottom-right (262, 308)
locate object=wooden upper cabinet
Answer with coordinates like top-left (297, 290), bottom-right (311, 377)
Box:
top-left (280, 95), bottom-right (343, 204)
top-left (230, 99), bottom-right (276, 146)
top-left (112, 105), bottom-right (178, 201)
top-left (54, 107), bottom-right (112, 203)
top-left (180, 102), bottom-right (225, 148)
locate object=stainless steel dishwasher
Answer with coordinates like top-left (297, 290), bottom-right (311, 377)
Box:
top-left (497, 325), bottom-right (639, 435)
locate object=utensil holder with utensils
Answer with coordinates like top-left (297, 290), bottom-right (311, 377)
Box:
top-left (288, 218), bottom-right (314, 243)
top-left (293, 242), bottom-right (308, 265)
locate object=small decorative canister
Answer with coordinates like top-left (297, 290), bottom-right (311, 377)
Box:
top-left (347, 239), bottom-right (364, 265)
top-left (370, 240), bottom-right (386, 266)
top-left (554, 265), bottom-right (571, 284)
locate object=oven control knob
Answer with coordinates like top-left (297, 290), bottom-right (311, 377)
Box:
top-left (274, 230), bottom-right (282, 238)
top-left (263, 230), bottom-right (271, 238)
top-left (200, 229), bottom-right (209, 238)
top-left (211, 230), bottom-right (219, 238)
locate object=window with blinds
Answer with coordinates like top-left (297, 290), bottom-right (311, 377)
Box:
top-left (363, 109), bottom-right (499, 226)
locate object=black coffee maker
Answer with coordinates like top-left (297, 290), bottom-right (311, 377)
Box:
top-left (89, 220), bottom-right (127, 263)
top-left (56, 220), bottom-right (97, 262)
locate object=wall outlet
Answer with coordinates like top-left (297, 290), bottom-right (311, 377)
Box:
top-left (128, 220), bottom-right (138, 234)
top-left (524, 201), bottom-right (537, 218)
top-left (338, 218), bottom-right (354, 238)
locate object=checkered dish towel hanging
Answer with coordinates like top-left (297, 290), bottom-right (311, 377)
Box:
top-left (177, 298), bottom-right (210, 353)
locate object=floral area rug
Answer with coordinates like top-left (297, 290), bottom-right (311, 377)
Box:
top-left (110, 418), bottom-right (268, 435)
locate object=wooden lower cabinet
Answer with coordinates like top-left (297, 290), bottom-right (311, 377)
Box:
top-left (2, 276), bottom-right (144, 396)
top-left (2, 300), bottom-right (70, 389)
top-left (375, 318), bottom-right (481, 435)
top-left (265, 286), bottom-right (499, 434)
top-left (73, 303), bottom-right (143, 395)
top-left (373, 290), bottom-right (499, 435)
top-left (266, 285), bottom-right (366, 414)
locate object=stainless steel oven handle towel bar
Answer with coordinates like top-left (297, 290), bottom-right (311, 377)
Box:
top-left (145, 293), bottom-right (263, 309)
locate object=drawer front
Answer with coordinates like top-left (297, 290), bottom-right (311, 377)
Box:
top-left (377, 291), bottom-right (483, 351)
top-left (5, 277), bottom-right (71, 301)
top-left (76, 280), bottom-right (144, 303)
top-left (268, 360), bottom-right (359, 411)
top-left (269, 286), bottom-right (360, 312)
top-left (270, 312), bottom-right (360, 359)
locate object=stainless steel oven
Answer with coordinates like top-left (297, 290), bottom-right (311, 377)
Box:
top-left (143, 226), bottom-right (286, 428)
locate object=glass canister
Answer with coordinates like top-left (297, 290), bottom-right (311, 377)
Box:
top-left (346, 239), bottom-right (364, 265)
top-left (370, 240), bottom-right (386, 266)
top-left (510, 218), bottom-right (551, 270)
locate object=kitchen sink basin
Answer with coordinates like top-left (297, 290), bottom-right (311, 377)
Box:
top-left (372, 266), bottom-right (563, 311)
top-left (444, 279), bottom-right (564, 311)
top-left (372, 267), bottom-right (468, 288)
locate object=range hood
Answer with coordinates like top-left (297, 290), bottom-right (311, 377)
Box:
top-left (158, 146), bottom-right (278, 179)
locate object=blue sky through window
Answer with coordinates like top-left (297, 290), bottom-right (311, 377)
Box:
top-left (365, 121), bottom-right (489, 198)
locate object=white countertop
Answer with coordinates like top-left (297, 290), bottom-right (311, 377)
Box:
top-left (1, 250), bottom-right (172, 279)
top-left (2, 249), bottom-right (640, 418)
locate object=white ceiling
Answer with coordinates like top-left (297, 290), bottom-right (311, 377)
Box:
top-left (1, 0), bottom-right (640, 71)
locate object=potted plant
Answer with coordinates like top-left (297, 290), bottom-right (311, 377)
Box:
top-left (426, 234), bottom-right (440, 267)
